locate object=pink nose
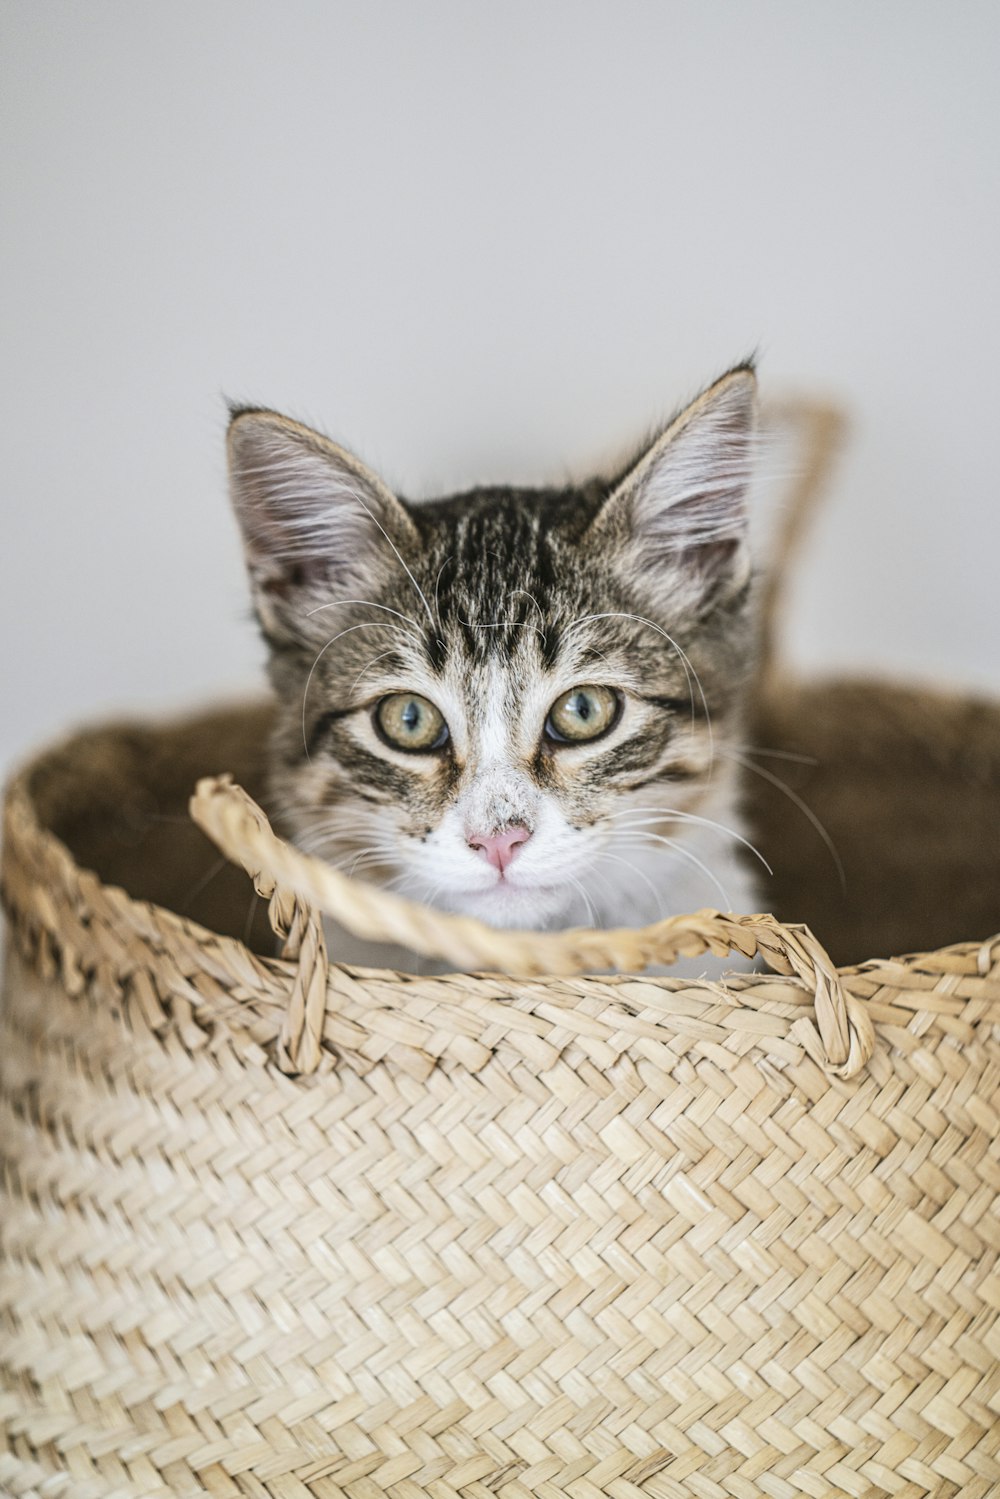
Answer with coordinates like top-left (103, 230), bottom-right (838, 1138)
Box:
top-left (468, 825), bottom-right (531, 874)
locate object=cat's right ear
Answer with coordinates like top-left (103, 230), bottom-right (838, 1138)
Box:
top-left (587, 367), bottom-right (757, 616)
top-left (227, 409), bottom-right (417, 643)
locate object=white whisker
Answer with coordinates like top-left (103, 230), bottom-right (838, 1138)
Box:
top-left (456, 615), bottom-right (545, 639)
top-left (344, 491), bottom-right (437, 633)
top-left (575, 862), bottom-right (618, 922)
top-left (564, 611), bottom-right (713, 772)
top-left (565, 872), bottom-right (598, 928)
top-left (724, 749), bottom-right (845, 892)
top-left (606, 808), bottom-right (772, 874)
top-left (350, 648), bottom-right (400, 695)
top-left (179, 855), bottom-right (229, 911)
top-left (301, 621), bottom-right (408, 761)
top-left (507, 588), bottom-right (548, 642)
top-left (613, 830), bottom-right (731, 909)
top-left (305, 597), bottom-right (422, 635)
top-left (433, 554), bottom-right (454, 631)
top-left (739, 743), bottom-right (819, 766)
top-left (593, 849), bottom-right (665, 919)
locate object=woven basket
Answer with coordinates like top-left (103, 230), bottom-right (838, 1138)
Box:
top-left (3, 409), bottom-right (1000, 1498)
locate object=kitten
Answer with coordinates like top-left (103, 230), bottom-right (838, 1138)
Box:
top-left (228, 366), bottom-right (762, 969)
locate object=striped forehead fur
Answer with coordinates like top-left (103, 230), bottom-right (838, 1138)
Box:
top-left (227, 366), bottom-right (762, 943)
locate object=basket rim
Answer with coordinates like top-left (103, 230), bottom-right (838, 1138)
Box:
top-left (4, 705), bottom-right (1000, 1088)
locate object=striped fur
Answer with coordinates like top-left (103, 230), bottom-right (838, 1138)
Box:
top-left (228, 367), bottom-right (761, 949)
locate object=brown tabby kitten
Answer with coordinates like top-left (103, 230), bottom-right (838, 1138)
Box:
top-left (228, 366), bottom-right (762, 960)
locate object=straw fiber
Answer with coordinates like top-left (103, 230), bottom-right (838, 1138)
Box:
top-left (2, 682), bottom-right (1000, 1499)
top-left (3, 404), bottom-right (1000, 1496)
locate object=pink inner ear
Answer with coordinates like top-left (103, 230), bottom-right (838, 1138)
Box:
top-left (230, 410), bottom-right (406, 610)
top-left (256, 557), bottom-right (329, 598)
top-left (674, 533), bottom-right (744, 575)
top-left (646, 484), bottom-right (748, 549)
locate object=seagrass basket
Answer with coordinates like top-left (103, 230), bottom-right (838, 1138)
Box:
top-left (3, 407), bottom-right (1000, 1498)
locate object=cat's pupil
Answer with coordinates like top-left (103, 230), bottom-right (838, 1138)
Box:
top-left (545, 684), bottom-right (619, 743)
top-left (375, 691), bottom-right (448, 753)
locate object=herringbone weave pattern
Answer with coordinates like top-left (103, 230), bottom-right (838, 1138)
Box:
top-left (2, 733), bottom-right (1000, 1499)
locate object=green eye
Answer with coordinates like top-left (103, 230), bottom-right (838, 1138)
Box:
top-left (545, 685), bottom-right (621, 744)
top-left (375, 693), bottom-right (449, 752)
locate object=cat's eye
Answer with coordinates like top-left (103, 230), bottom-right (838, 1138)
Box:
top-left (545, 685), bottom-right (621, 744)
top-left (375, 693), bottom-right (449, 753)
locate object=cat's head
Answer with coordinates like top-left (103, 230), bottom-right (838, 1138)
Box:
top-left (228, 366), bottom-right (758, 929)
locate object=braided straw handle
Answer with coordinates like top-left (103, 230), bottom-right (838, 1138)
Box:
top-left (757, 397), bottom-right (846, 692)
top-left (190, 775), bottom-right (874, 1079)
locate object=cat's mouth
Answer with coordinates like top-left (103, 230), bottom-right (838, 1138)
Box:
top-left (436, 873), bottom-right (583, 930)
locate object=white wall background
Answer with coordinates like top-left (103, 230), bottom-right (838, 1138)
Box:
top-left (2, 1), bottom-right (998, 775)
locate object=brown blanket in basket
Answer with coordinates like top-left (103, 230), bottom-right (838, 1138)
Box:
top-left (23, 679), bottom-right (1000, 968)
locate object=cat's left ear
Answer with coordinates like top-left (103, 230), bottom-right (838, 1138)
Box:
top-left (591, 366), bottom-right (757, 611)
top-left (227, 407), bottom-right (419, 644)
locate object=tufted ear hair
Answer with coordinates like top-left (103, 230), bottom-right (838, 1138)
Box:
top-left (227, 408), bottom-right (419, 642)
top-left (591, 366), bottom-right (757, 612)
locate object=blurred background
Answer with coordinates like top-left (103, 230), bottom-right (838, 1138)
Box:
top-left (2, 1), bottom-right (998, 775)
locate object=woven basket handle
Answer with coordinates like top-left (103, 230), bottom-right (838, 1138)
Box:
top-left (757, 397), bottom-right (846, 690)
top-left (190, 775), bottom-right (874, 1079)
